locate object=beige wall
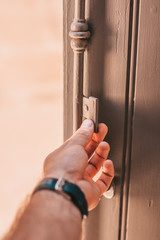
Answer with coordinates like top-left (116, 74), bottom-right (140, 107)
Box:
top-left (0, 1), bottom-right (63, 236)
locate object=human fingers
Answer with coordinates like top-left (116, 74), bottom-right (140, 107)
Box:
top-left (85, 123), bottom-right (108, 158)
top-left (68, 119), bottom-right (94, 147)
top-left (85, 141), bottom-right (110, 178)
top-left (95, 160), bottom-right (114, 195)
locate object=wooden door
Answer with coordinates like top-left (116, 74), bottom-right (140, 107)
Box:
top-left (123, 1), bottom-right (160, 240)
top-left (63, 1), bottom-right (160, 239)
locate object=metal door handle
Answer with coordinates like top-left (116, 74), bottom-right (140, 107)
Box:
top-left (69, 0), bottom-right (99, 133)
top-left (69, 0), bottom-right (115, 200)
top-left (103, 182), bottom-right (115, 199)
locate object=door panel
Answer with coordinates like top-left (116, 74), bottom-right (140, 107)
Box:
top-left (64, 0), bottom-right (160, 239)
top-left (63, 1), bottom-right (131, 239)
top-left (126, 1), bottom-right (160, 239)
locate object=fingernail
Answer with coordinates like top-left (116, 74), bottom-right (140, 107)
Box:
top-left (82, 119), bottom-right (93, 128)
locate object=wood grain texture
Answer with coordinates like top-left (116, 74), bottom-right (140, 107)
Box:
top-left (126, 1), bottom-right (160, 239)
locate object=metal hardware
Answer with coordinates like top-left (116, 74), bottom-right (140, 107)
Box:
top-left (55, 177), bottom-right (66, 191)
top-left (83, 97), bottom-right (99, 132)
top-left (103, 182), bottom-right (115, 199)
top-left (69, 0), bottom-right (99, 133)
top-left (55, 177), bottom-right (71, 200)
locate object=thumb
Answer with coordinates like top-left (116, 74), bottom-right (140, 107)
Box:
top-left (69, 119), bottom-right (94, 147)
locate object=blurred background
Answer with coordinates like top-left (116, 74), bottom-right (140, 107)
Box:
top-left (0, 0), bottom-right (63, 236)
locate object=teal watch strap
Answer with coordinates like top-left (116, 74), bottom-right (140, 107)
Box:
top-left (33, 177), bottom-right (88, 219)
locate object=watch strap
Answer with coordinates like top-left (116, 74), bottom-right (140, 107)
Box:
top-left (33, 177), bottom-right (88, 219)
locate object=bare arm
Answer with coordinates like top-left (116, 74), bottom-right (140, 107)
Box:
top-left (3, 120), bottom-right (114, 240)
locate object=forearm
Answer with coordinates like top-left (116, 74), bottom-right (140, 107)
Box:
top-left (3, 120), bottom-right (114, 240)
top-left (4, 191), bottom-right (82, 240)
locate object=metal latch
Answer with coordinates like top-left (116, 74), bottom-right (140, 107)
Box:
top-left (83, 96), bottom-right (99, 133)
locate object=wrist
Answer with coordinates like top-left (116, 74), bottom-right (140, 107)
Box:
top-left (32, 189), bottom-right (81, 220)
top-left (44, 171), bottom-right (79, 185)
top-left (33, 178), bottom-right (88, 219)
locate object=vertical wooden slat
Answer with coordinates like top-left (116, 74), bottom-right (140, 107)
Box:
top-left (63, 0), bottom-right (74, 140)
top-left (126, 0), bottom-right (160, 239)
top-left (120, 1), bottom-right (140, 239)
top-left (95, 1), bottom-right (131, 239)
top-left (64, 0), bottom-right (131, 239)
top-left (83, 1), bottom-right (131, 239)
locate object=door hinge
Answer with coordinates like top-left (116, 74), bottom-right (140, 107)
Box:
top-left (83, 96), bottom-right (99, 133)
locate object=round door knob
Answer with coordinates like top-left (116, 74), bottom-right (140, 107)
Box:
top-left (103, 182), bottom-right (115, 199)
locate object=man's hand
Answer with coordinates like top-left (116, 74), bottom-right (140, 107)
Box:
top-left (2, 120), bottom-right (114, 240)
top-left (43, 120), bottom-right (114, 210)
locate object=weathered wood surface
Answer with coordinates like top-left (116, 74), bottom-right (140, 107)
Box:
top-left (84, 1), bottom-right (131, 240)
top-left (64, 1), bottom-right (131, 239)
top-left (126, 1), bottom-right (160, 239)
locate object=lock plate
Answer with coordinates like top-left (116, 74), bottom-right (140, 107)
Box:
top-left (83, 96), bottom-right (99, 132)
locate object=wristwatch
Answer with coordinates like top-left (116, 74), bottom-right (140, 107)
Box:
top-left (33, 177), bottom-right (88, 219)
